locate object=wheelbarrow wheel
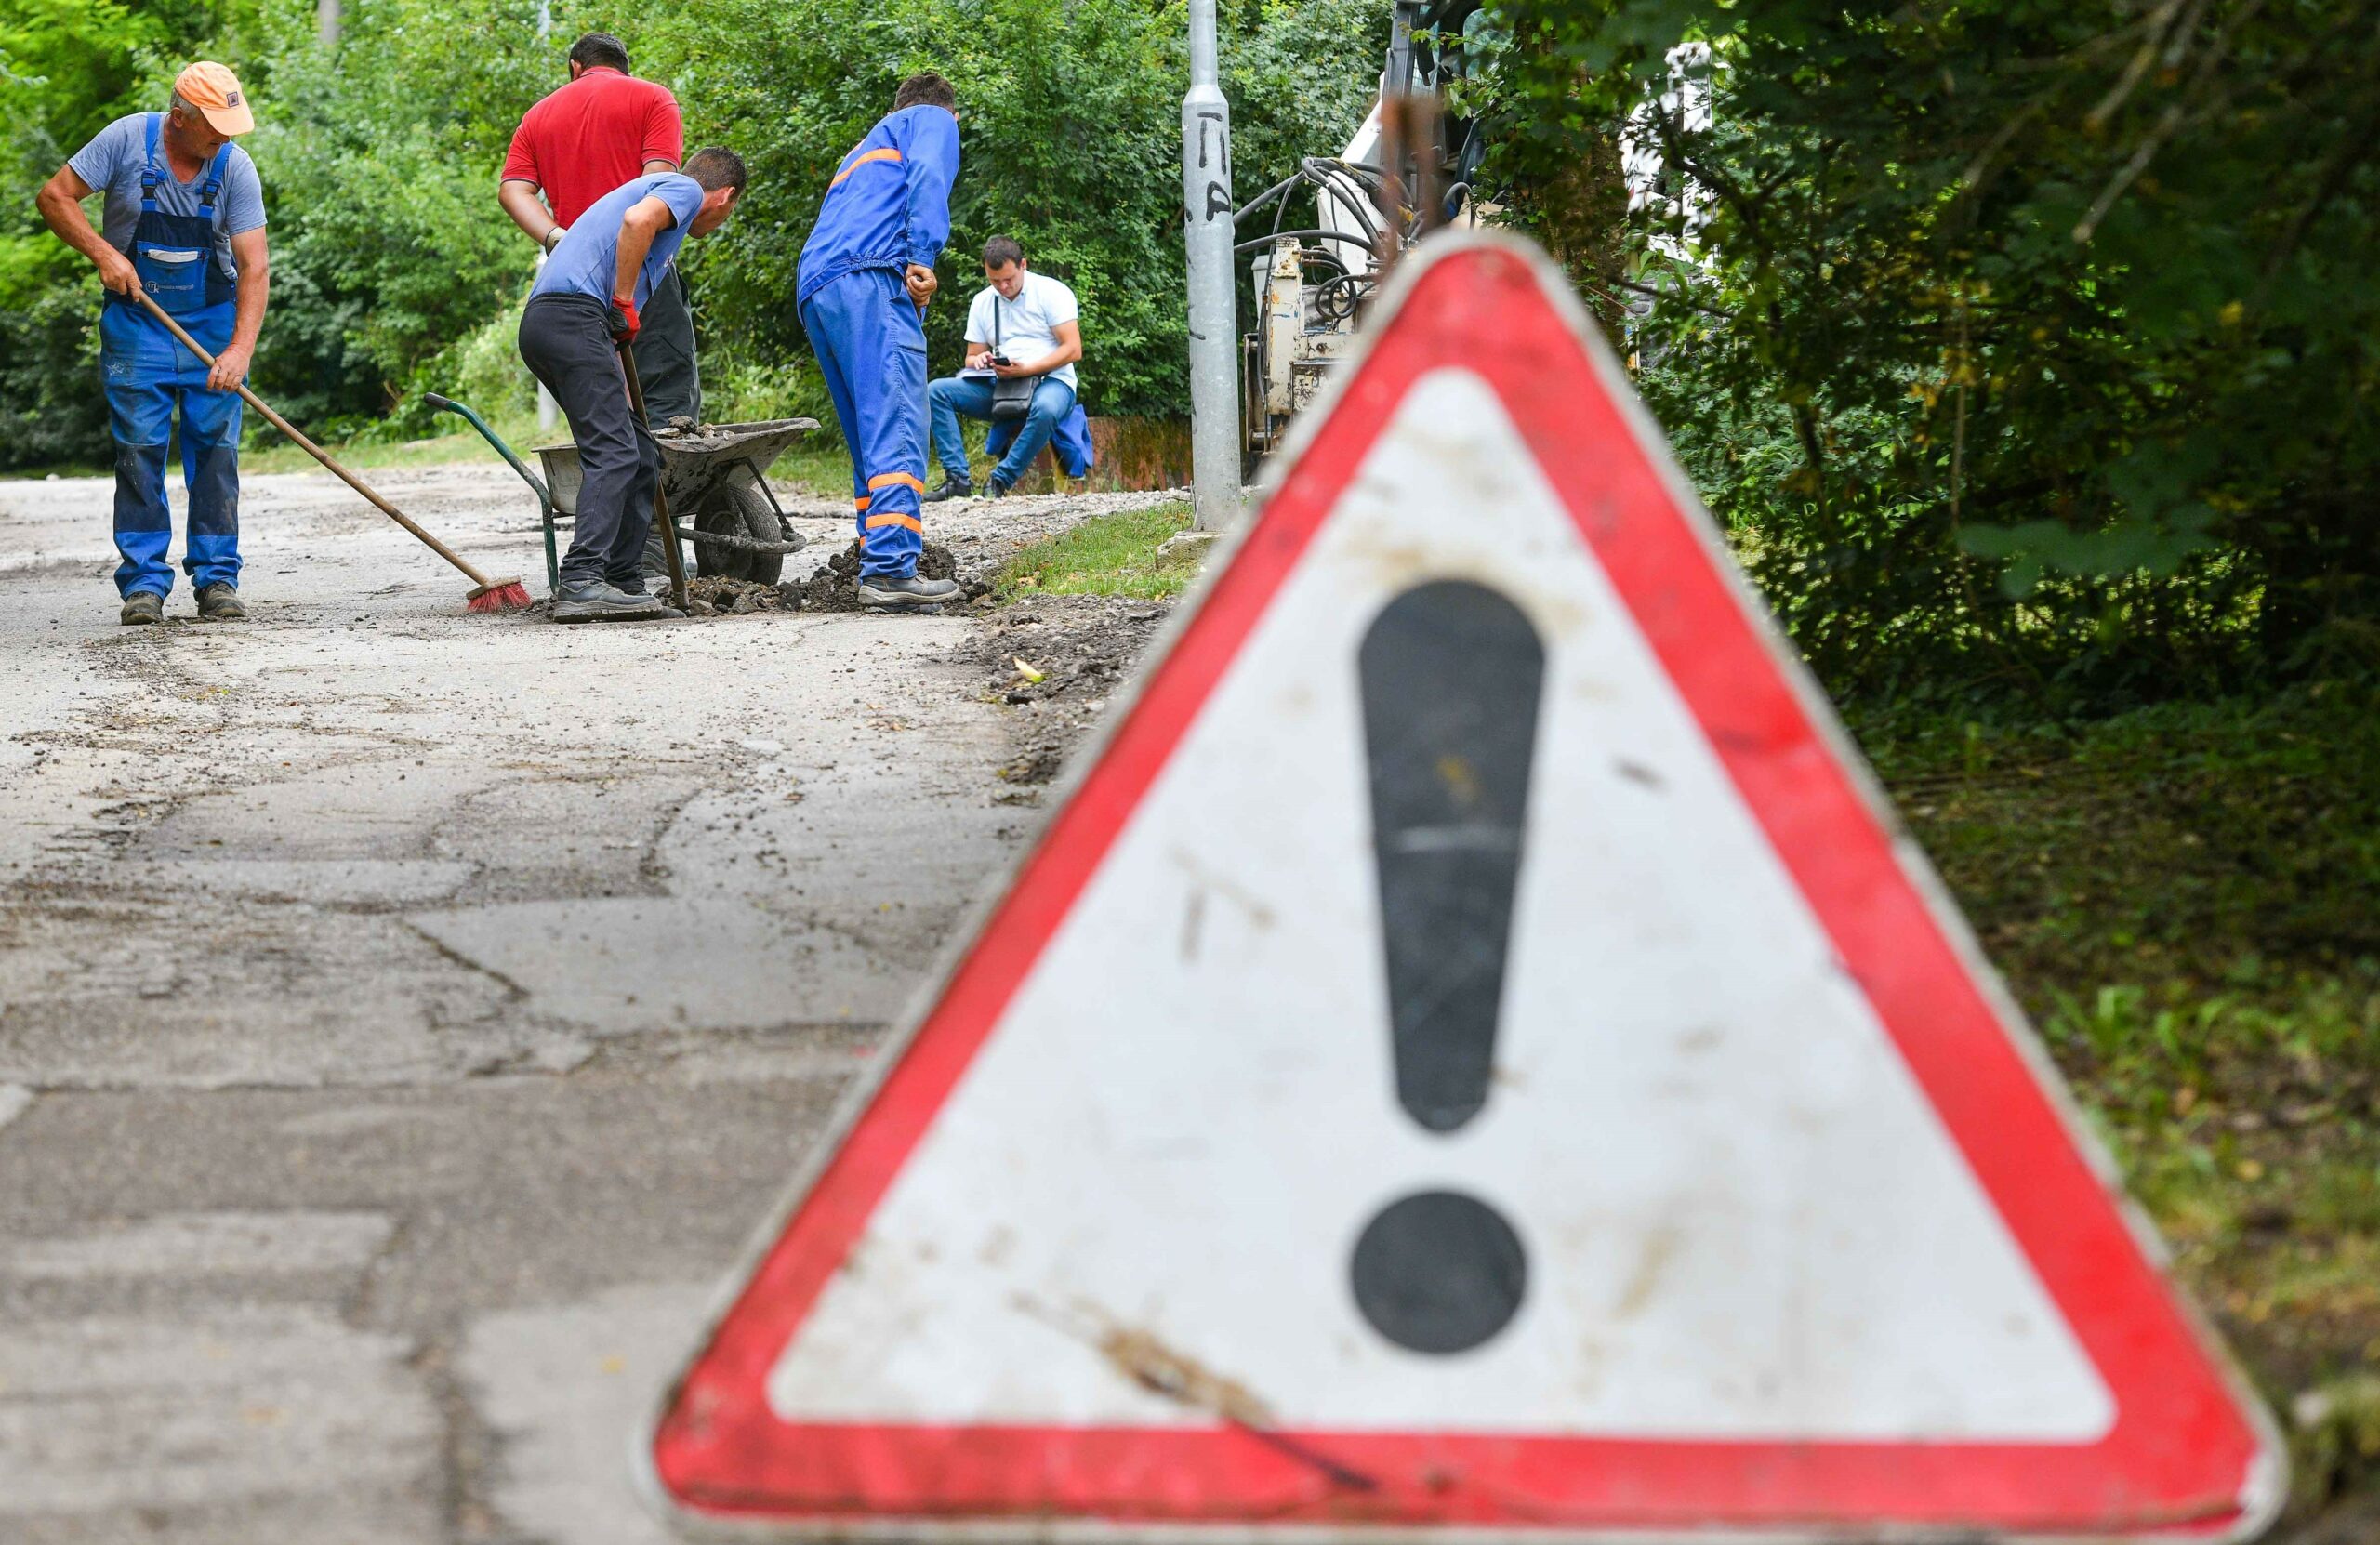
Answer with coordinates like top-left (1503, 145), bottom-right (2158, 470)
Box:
top-left (692, 478), bottom-right (795, 586)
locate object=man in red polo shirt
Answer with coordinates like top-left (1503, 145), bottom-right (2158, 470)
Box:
top-left (499, 32), bottom-right (700, 425)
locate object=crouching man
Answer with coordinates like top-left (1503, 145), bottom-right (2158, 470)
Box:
top-left (517, 147), bottom-right (746, 622)
top-left (35, 63), bottom-right (267, 626)
top-left (924, 236), bottom-right (1081, 501)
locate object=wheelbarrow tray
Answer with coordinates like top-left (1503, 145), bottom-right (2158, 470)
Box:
top-left (535, 416), bottom-right (819, 517)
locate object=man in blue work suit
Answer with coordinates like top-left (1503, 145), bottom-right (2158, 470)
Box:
top-left (518, 148), bottom-right (748, 622)
top-left (797, 72), bottom-right (962, 612)
top-left (36, 63), bottom-right (269, 626)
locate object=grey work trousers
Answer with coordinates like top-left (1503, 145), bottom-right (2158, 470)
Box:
top-left (518, 293), bottom-right (657, 588)
top-left (633, 264), bottom-right (700, 425)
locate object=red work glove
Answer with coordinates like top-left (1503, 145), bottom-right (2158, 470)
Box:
top-left (606, 294), bottom-right (641, 345)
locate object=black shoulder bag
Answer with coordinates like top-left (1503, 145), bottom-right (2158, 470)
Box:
top-left (988, 294), bottom-right (1037, 423)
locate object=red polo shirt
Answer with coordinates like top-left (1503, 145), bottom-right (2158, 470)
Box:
top-left (502, 66), bottom-right (684, 228)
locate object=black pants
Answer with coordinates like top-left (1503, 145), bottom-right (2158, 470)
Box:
top-left (634, 265), bottom-right (700, 425)
top-left (519, 294), bottom-right (657, 588)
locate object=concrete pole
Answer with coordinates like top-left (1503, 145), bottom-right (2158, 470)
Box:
top-left (1181, 0), bottom-right (1239, 531)
top-left (316, 0), bottom-right (339, 45)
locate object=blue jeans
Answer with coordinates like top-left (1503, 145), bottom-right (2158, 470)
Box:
top-left (929, 375), bottom-right (1076, 489)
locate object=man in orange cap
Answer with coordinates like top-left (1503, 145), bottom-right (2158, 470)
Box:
top-left (35, 63), bottom-right (270, 626)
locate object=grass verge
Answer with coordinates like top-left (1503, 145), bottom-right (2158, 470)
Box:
top-left (1862, 684), bottom-right (2380, 1526)
top-left (994, 500), bottom-right (1197, 602)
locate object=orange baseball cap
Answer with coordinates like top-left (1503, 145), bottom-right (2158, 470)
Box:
top-left (174, 62), bottom-right (256, 136)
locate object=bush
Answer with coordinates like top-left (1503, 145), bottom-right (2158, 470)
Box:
top-left (429, 293), bottom-right (536, 426)
top-left (1475, 0), bottom-right (2380, 706)
top-left (0, 275), bottom-right (104, 468)
top-left (699, 341), bottom-right (839, 443)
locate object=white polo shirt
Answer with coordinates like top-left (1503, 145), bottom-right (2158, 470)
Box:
top-left (965, 270), bottom-right (1078, 390)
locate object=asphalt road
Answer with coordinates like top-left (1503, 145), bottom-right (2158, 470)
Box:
top-left (0, 463), bottom-right (1150, 1543)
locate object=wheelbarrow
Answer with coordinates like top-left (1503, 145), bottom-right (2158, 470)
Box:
top-left (426, 394), bottom-right (820, 593)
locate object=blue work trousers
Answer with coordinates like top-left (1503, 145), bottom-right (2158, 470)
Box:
top-left (99, 299), bottom-right (242, 598)
top-left (799, 269), bottom-right (927, 579)
top-left (929, 376), bottom-right (1077, 490)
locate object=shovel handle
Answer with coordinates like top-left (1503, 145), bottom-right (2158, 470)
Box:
top-left (133, 293), bottom-right (496, 588)
top-left (616, 341), bottom-right (691, 612)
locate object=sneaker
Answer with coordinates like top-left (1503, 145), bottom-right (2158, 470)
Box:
top-left (921, 477), bottom-right (972, 504)
top-left (120, 591), bottom-right (164, 627)
top-left (857, 573), bottom-right (961, 614)
top-left (552, 578), bottom-right (666, 623)
top-left (985, 478), bottom-right (1012, 500)
top-left (195, 583), bottom-right (246, 622)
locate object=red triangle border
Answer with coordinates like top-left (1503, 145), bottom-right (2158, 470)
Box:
top-left (650, 237), bottom-right (2277, 1539)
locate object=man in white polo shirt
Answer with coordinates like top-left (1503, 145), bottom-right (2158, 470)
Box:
top-left (923, 235), bottom-right (1081, 500)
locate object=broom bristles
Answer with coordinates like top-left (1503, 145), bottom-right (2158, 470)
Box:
top-left (466, 580), bottom-right (535, 614)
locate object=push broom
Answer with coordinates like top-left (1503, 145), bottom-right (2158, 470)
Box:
top-left (136, 293), bottom-right (533, 613)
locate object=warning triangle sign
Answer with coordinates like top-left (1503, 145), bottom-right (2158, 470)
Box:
top-left (647, 233), bottom-right (2281, 1540)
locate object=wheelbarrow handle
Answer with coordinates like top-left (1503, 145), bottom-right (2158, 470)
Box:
top-left (427, 393), bottom-right (551, 505)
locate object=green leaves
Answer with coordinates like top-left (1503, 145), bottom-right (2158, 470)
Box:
top-left (1476, 0), bottom-right (2380, 705)
top-left (1960, 510), bottom-right (2217, 600)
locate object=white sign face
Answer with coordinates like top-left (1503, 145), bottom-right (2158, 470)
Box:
top-left (763, 368), bottom-right (2108, 1442)
top-left (651, 233), bottom-right (2281, 1544)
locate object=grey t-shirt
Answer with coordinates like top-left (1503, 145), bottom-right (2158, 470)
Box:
top-left (67, 113), bottom-right (267, 284)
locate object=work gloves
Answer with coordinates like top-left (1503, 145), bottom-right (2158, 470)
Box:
top-left (607, 294), bottom-right (641, 346)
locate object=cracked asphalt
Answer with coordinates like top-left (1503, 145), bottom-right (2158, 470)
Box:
top-left (0, 461), bottom-right (1169, 1542)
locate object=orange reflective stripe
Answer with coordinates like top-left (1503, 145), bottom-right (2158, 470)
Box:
top-left (866, 471), bottom-right (925, 495)
top-left (865, 512), bottom-right (924, 533)
top-left (854, 495), bottom-right (871, 511)
top-left (829, 147), bottom-right (904, 188)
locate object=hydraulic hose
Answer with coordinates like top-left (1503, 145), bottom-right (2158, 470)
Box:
top-left (1234, 229), bottom-right (1379, 257)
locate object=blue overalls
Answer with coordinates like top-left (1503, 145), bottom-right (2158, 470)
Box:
top-left (99, 114), bottom-right (243, 600)
top-left (796, 105), bottom-right (959, 580)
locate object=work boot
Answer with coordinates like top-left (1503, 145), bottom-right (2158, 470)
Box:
top-left (623, 566), bottom-right (664, 603)
top-left (984, 477), bottom-right (1012, 500)
top-left (195, 583), bottom-right (247, 622)
top-left (120, 591), bottom-right (164, 627)
top-left (618, 590), bottom-right (687, 620)
top-left (921, 476), bottom-right (972, 503)
top-left (552, 577), bottom-right (665, 623)
top-left (857, 573), bottom-right (961, 614)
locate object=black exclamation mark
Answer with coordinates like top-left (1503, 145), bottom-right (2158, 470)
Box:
top-left (1350, 579), bottom-right (1545, 1356)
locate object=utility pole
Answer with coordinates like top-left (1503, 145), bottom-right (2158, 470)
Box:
top-left (1180, 0), bottom-right (1238, 533)
top-left (316, 0), bottom-right (339, 45)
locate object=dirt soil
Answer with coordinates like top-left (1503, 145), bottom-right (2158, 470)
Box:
top-left (969, 594), bottom-right (1174, 787)
top-left (787, 540), bottom-right (988, 614)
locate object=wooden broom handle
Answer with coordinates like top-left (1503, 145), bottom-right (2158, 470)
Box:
top-left (133, 292), bottom-right (496, 588)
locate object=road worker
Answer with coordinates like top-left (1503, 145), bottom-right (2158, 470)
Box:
top-left (34, 63), bottom-right (267, 626)
top-left (500, 32), bottom-right (700, 426)
top-left (796, 73), bottom-right (961, 612)
top-left (517, 148), bottom-right (747, 623)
